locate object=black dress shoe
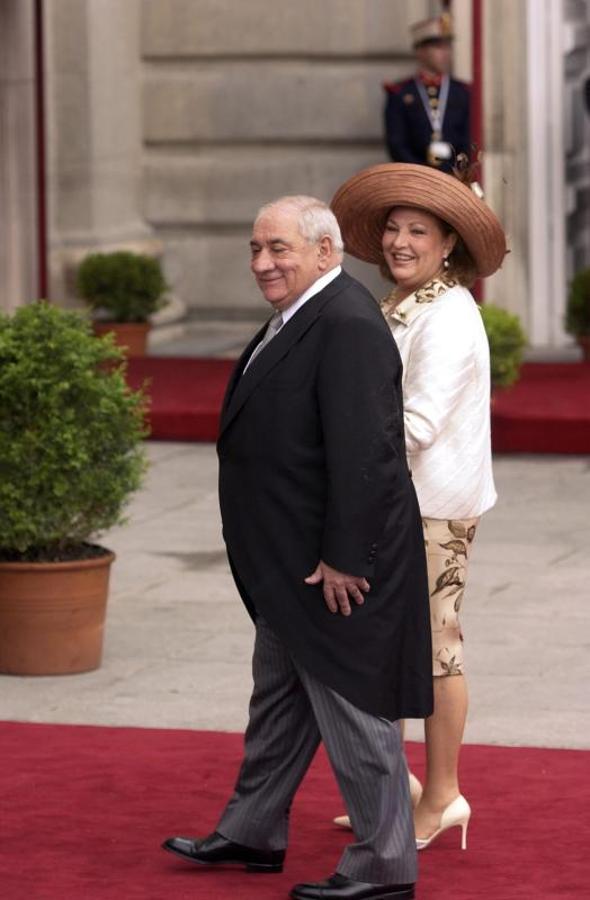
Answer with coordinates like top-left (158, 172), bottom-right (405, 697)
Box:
top-left (161, 830), bottom-right (284, 873)
top-left (290, 873), bottom-right (415, 899)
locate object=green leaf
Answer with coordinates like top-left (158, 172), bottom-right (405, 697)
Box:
top-left (76, 251), bottom-right (168, 322)
top-left (0, 301), bottom-right (148, 561)
top-left (479, 304), bottom-right (526, 388)
top-left (565, 268), bottom-right (590, 337)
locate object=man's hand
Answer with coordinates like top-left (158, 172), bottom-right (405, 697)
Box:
top-left (305, 561), bottom-right (370, 617)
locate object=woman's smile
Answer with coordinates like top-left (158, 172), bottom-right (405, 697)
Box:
top-left (382, 206), bottom-right (456, 295)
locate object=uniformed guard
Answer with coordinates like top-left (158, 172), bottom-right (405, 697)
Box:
top-left (384, 13), bottom-right (471, 172)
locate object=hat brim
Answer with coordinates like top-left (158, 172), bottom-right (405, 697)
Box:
top-left (331, 163), bottom-right (507, 279)
top-left (414, 36), bottom-right (454, 47)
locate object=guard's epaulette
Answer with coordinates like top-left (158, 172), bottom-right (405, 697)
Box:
top-left (383, 77), bottom-right (414, 95)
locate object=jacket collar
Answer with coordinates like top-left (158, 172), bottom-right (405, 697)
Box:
top-left (417, 70), bottom-right (443, 88)
top-left (219, 270), bottom-right (352, 438)
top-left (381, 276), bottom-right (456, 327)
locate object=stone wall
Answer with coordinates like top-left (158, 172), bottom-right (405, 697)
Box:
top-left (5, 0), bottom-right (581, 347)
top-left (140, 0), bottom-right (435, 317)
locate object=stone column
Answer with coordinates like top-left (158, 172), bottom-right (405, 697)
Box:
top-left (452, 0), bottom-right (473, 82)
top-left (483, 0), bottom-right (574, 350)
top-left (481, 0), bottom-right (531, 331)
top-left (44, 0), bottom-right (156, 305)
top-left (0, 0), bottom-right (39, 312)
top-left (524, 0), bottom-right (567, 348)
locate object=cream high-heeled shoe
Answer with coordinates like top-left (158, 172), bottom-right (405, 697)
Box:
top-left (333, 772), bottom-right (423, 829)
top-left (415, 794), bottom-right (471, 851)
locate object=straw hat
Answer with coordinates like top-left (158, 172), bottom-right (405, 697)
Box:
top-left (331, 163), bottom-right (507, 278)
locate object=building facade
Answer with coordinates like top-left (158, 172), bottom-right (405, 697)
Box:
top-left (1, 0), bottom-right (588, 349)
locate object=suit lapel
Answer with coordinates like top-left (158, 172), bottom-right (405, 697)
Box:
top-left (219, 272), bottom-right (350, 437)
top-left (220, 323), bottom-right (267, 421)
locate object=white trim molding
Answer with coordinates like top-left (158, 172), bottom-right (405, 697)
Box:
top-left (526, 0), bottom-right (567, 346)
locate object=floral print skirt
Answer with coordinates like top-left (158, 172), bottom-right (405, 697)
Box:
top-left (422, 516), bottom-right (480, 677)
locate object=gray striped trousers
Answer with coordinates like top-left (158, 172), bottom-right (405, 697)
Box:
top-left (216, 617), bottom-right (417, 884)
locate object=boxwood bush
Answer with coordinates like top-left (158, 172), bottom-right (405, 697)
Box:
top-left (480, 303), bottom-right (527, 388)
top-left (76, 251), bottom-right (167, 323)
top-left (0, 302), bottom-right (148, 561)
top-left (565, 267), bottom-right (590, 337)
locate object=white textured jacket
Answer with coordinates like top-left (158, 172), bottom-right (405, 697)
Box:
top-left (383, 280), bottom-right (497, 519)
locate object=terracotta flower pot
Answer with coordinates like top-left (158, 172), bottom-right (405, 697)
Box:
top-left (93, 321), bottom-right (151, 357)
top-left (0, 551), bottom-right (115, 675)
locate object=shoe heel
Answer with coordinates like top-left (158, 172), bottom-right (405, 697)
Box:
top-left (246, 862), bottom-right (283, 874)
top-left (460, 819), bottom-right (468, 850)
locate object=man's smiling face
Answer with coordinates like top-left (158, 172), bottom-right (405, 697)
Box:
top-left (249, 209), bottom-right (324, 312)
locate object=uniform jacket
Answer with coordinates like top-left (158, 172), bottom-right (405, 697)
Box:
top-left (217, 270), bottom-right (433, 721)
top-left (384, 76), bottom-right (471, 173)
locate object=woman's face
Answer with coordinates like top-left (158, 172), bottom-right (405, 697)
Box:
top-left (382, 207), bottom-right (456, 294)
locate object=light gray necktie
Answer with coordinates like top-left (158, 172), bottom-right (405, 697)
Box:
top-left (243, 311), bottom-right (283, 373)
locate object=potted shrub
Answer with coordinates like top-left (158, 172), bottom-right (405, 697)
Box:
top-left (480, 303), bottom-right (527, 389)
top-left (565, 267), bottom-right (590, 361)
top-left (0, 302), bottom-right (147, 675)
top-left (76, 250), bottom-right (168, 356)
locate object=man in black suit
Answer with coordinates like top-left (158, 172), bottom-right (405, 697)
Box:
top-left (163, 196), bottom-right (432, 900)
top-left (384, 13), bottom-right (470, 172)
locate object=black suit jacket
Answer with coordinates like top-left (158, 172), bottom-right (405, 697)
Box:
top-left (217, 271), bottom-right (432, 720)
top-left (384, 76), bottom-right (471, 173)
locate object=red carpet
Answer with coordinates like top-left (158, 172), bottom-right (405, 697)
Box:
top-left (126, 357), bottom-right (235, 442)
top-left (492, 362), bottom-right (590, 454)
top-left (0, 722), bottom-right (587, 899)
top-left (127, 358), bottom-right (590, 453)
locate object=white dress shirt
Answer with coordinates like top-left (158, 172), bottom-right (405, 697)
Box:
top-left (244, 266), bottom-right (342, 372)
top-left (384, 280), bottom-right (497, 519)
top-left (281, 265), bottom-right (342, 324)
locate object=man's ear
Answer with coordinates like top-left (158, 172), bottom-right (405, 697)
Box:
top-left (317, 235), bottom-right (333, 269)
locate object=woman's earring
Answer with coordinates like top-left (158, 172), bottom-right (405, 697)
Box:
top-left (443, 257), bottom-right (450, 270)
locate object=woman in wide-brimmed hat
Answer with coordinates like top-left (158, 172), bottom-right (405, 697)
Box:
top-left (330, 162), bottom-right (507, 851)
